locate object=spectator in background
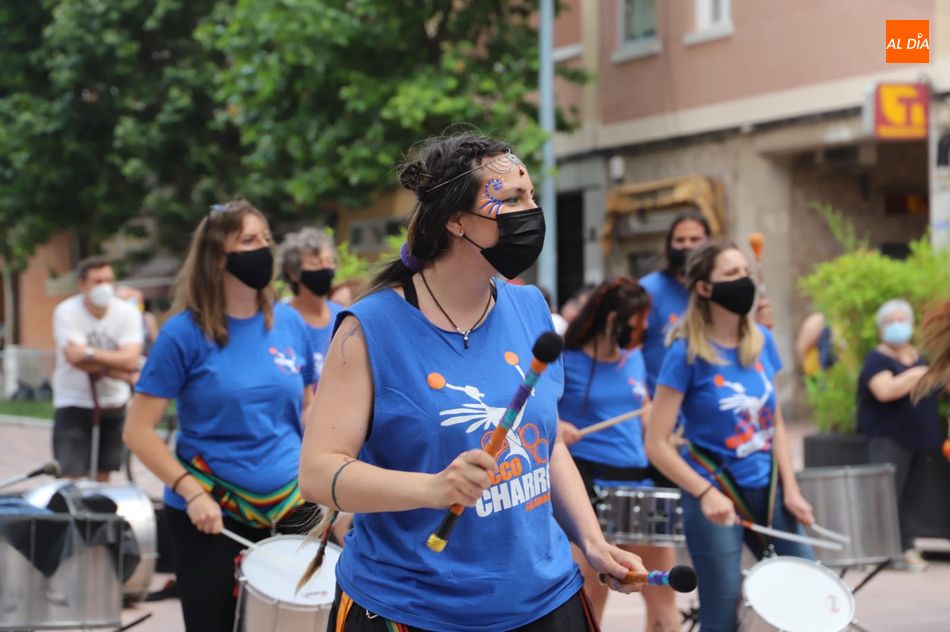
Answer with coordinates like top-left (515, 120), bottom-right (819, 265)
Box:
top-left (858, 299), bottom-right (942, 573)
top-left (52, 257), bottom-right (144, 481)
top-left (795, 311), bottom-right (837, 375)
top-left (329, 277), bottom-right (367, 307)
top-left (279, 227), bottom-right (342, 383)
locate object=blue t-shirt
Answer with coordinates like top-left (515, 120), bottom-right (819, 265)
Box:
top-left (136, 303), bottom-right (316, 511)
top-left (334, 283), bottom-right (582, 631)
top-left (307, 300), bottom-right (343, 382)
top-left (657, 326), bottom-right (782, 488)
top-left (858, 350), bottom-right (942, 451)
top-left (640, 271), bottom-right (689, 396)
top-left (560, 348), bottom-right (649, 471)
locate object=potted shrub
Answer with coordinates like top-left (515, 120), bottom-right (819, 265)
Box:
top-left (798, 204), bottom-right (950, 467)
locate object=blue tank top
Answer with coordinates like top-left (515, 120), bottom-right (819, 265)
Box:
top-left (560, 348), bottom-right (649, 470)
top-left (334, 283), bottom-right (582, 631)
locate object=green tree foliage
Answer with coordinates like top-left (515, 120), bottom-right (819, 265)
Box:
top-left (1, 0), bottom-right (581, 273)
top-left (799, 212), bottom-right (950, 433)
top-left (199, 0), bottom-right (582, 209)
top-left (0, 0), bottom-right (241, 267)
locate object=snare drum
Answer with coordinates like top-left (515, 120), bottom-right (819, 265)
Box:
top-left (597, 486), bottom-right (684, 546)
top-left (234, 535), bottom-right (340, 632)
top-left (739, 556), bottom-right (854, 632)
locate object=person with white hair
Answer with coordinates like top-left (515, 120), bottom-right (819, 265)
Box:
top-left (279, 227), bottom-right (342, 384)
top-left (858, 298), bottom-right (942, 572)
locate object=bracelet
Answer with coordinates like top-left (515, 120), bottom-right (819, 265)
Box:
top-left (331, 459), bottom-right (358, 512)
top-left (696, 484), bottom-right (715, 500)
top-left (171, 472), bottom-right (190, 495)
top-left (185, 491), bottom-right (206, 505)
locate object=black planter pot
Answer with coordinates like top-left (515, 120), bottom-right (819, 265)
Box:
top-left (803, 432), bottom-right (870, 468)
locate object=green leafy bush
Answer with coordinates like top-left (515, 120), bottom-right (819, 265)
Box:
top-left (798, 204), bottom-right (950, 432)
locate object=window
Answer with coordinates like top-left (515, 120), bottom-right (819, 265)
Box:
top-left (613, 0), bottom-right (660, 62)
top-left (684, 0), bottom-right (733, 46)
top-left (622, 0), bottom-right (657, 44)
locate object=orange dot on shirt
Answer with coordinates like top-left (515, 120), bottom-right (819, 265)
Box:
top-left (669, 314), bottom-right (679, 323)
top-left (714, 374), bottom-right (725, 387)
top-left (504, 352), bottom-right (519, 366)
top-left (427, 373), bottom-right (446, 390)
top-left (268, 346), bottom-right (276, 354)
top-left (755, 362), bottom-right (764, 372)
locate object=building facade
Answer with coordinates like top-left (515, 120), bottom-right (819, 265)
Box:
top-left (551, 0), bottom-right (950, 412)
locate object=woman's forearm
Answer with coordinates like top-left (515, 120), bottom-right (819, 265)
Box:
top-left (299, 452), bottom-right (435, 513)
top-left (645, 437), bottom-right (711, 498)
top-left (549, 442), bottom-right (605, 553)
top-left (122, 395), bottom-right (198, 495)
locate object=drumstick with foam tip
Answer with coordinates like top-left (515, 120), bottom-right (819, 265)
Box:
top-left (598, 566), bottom-right (698, 592)
top-left (427, 332), bottom-right (564, 553)
top-left (576, 406), bottom-right (650, 438)
top-left (748, 232), bottom-right (766, 294)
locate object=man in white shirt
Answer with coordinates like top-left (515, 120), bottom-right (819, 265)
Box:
top-left (52, 257), bottom-right (144, 480)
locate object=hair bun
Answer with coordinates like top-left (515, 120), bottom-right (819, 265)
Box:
top-left (399, 161), bottom-right (430, 193)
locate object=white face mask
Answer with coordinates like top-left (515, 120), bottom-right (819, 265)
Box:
top-left (88, 283), bottom-right (115, 308)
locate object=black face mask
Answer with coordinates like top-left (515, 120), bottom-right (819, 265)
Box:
top-left (299, 268), bottom-right (335, 297)
top-left (464, 207), bottom-right (546, 280)
top-left (709, 276), bottom-right (756, 315)
top-left (667, 246), bottom-right (692, 274)
top-left (226, 247), bottom-right (274, 290)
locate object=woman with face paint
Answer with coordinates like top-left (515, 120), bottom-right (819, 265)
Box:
top-left (279, 227), bottom-right (343, 384)
top-left (298, 134), bottom-right (646, 632)
top-left (644, 241), bottom-right (814, 632)
top-left (556, 277), bottom-right (680, 631)
top-left (858, 299), bottom-right (942, 572)
top-left (123, 199), bottom-right (318, 631)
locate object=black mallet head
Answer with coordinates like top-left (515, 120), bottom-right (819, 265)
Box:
top-left (533, 332), bottom-right (564, 364)
top-left (668, 565), bottom-right (698, 593)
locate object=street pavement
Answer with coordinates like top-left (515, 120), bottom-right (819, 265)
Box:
top-left (2, 415), bottom-right (948, 631)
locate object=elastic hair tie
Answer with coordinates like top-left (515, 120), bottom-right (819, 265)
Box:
top-left (400, 242), bottom-right (422, 273)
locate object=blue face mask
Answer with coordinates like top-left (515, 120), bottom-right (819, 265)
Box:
top-left (882, 321), bottom-right (912, 346)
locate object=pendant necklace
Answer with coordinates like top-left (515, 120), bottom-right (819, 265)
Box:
top-left (420, 272), bottom-right (492, 349)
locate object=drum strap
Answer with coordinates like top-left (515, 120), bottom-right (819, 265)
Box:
top-left (177, 454), bottom-right (304, 529)
top-left (685, 443), bottom-right (779, 536)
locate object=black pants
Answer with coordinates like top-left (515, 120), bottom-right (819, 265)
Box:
top-left (52, 406), bottom-right (126, 476)
top-left (868, 436), bottom-right (935, 551)
top-left (327, 587), bottom-right (599, 632)
top-left (166, 505), bottom-right (319, 632)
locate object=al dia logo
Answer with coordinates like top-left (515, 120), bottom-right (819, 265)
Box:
top-left (885, 20), bottom-right (930, 64)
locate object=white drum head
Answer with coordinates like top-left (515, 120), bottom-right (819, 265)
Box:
top-left (241, 535), bottom-right (340, 607)
top-left (743, 556), bottom-right (853, 632)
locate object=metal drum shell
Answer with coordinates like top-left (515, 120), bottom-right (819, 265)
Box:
top-left (796, 464), bottom-right (901, 568)
top-left (597, 487), bottom-right (685, 546)
top-left (234, 536), bottom-right (340, 632)
top-left (0, 512), bottom-right (124, 630)
top-left (24, 480), bottom-right (157, 601)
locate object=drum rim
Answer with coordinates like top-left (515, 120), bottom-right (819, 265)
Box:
top-left (742, 555), bottom-right (855, 629)
top-left (238, 535), bottom-right (341, 608)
